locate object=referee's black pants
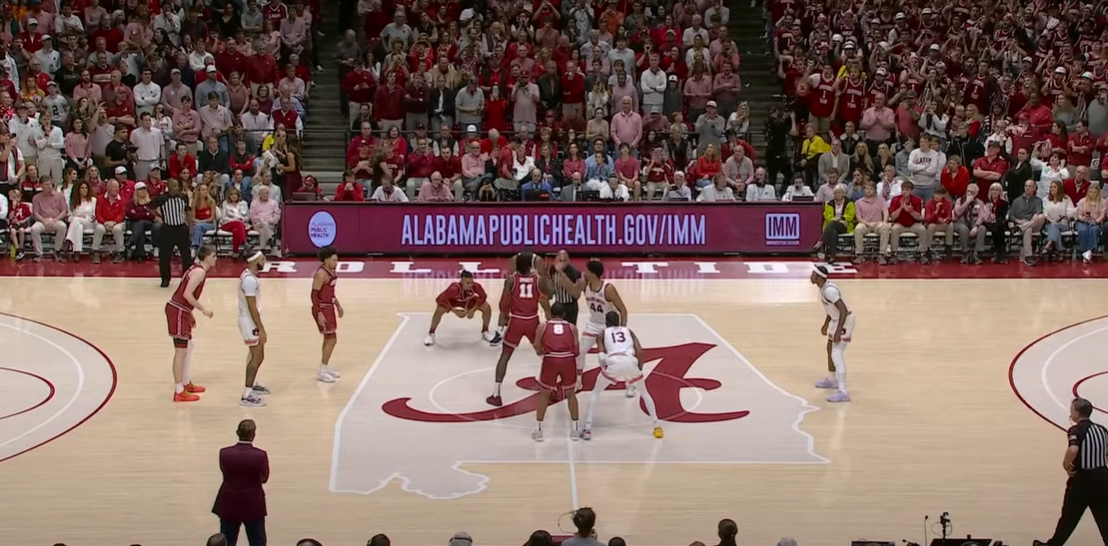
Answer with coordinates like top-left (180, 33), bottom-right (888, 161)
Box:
top-left (1048, 468), bottom-right (1108, 545)
top-left (558, 300), bottom-right (579, 327)
top-left (159, 224), bottom-right (192, 283)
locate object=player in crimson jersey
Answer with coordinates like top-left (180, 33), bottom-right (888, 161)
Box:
top-left (487, 253), bottom-right (553, 407)
top-left (424, 270), bottom-right (494, 346)
top-left (312, 246), bottom-right (344, 383)
top-left (489, 249), bottom-right (551, 345)
top-left (531, 302), bottom-right (581, 442)
top-left (165, 246), bottom-right (217, 402)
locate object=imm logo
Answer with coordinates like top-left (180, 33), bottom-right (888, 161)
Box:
top-left (765, 213), bottom-right (801, 243)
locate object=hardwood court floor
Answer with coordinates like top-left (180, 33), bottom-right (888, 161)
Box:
top-left (0, 260), bottom-right (1104, 546)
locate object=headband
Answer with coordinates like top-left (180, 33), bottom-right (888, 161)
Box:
top-left (247, 250), bottom-right (265, 263)
top-left (813, 267), bottom-right (828, 279)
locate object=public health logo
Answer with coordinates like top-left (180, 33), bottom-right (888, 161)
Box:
top-left (308, 211), bottom-right (337, 247)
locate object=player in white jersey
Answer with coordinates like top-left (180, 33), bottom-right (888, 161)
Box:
top-left (237, 250), bottom-right (271, 407)
top-left (811, 265), bottom-right (853, 402)
top-left (579, 260), bottom-right (630, 393)
top-left (581, 311), bottom-right (663, 440)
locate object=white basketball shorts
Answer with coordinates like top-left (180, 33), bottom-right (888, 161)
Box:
top-left (601, 354), bottom-right (643, 384)
top-left (238, 316), bottom-right (260, 346)
top-left (582, 320), bottom-right (605, 338)
top-left (828, 314), bottom-right (855, 344)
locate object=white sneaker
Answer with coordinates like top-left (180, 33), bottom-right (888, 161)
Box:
top-left (424, 334), bottom-right (435, 346)
top-left (317, 370), bottom-right (336, 383)
top-left (625, 384), bottom-right (637, 398)
top-left (323, 368), bottom-right (341, 379)
top-left (240, 394), bottom-right (266, 407)
top-left (531, 429), bottom-right (544, 442)
top-left (481, 330), bottom-right (494, 342)
top-left (251, 383), bottom-right (272, 395)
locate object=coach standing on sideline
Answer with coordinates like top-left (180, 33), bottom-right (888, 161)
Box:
top-left (550, 250), bottom-right (584, 325)
top-left (150, 177), bottom-right (193, 287)
top-left (213, 419), bottom-right (270, 546)
top-left (1035, 397), bottom-right (1108, 546)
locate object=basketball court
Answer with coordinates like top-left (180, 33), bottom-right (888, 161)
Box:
top-left (0, 258), bottom-right (1106, 546)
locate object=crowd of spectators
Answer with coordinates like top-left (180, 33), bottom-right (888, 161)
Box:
top-left (0, 0), bottom-right (321, 262)
top-left (764, 0), bottom-right (1108, 264)
top-left (334, 0), bottom-right (758, 204)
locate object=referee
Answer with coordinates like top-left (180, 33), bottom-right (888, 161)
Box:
top-left (1036, 397), bottom-right (1108, 546)
top-left (549, 250), bottom-right (583, 325)
top-left (151, 177), bottom-right (193, 287)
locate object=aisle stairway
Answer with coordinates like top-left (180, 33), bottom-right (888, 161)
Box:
top-left (300, 0), bottom-right (348, 189)
top-left (730, 0), bottom-right (777, 160)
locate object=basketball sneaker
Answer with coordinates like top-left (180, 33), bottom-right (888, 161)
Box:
top-left (826, 391), bottom-right (851, 403)
top-left (653, 426), bottom-right (664, 438)
top-left (184, 382), bottom-right (206, 393)
top-left (486, 394), bottom-right (503, 407)
top-left (240, 394), bottom-right (266, 407)
top-left (531, 429), bottom-right (544, 442)
top-left (489, 331), bottom-right (503, 346)
top-left (321, 367), bottom-right (341, 378)
top-left (173, 391), bottom-right (200, 402)
top-left (625, 384), bottom-right (637, 398)
top-left (424, 334), bottom-right (435, 346)
top-left (580, 428), bottom-right (592, 441)
top-left (317, 370), bottom-right (336, 383)
top-left (252, 384), bottom-right (272, 395)
top-left (814, 377), bottom-right (838, 389)
top-left (481, 330), bottom-right (494, 342)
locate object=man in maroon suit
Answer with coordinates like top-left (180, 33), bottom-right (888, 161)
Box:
top-left (213, 420), bottom-right (269, 546)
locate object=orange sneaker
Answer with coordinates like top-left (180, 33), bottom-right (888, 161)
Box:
top-left (184, 382), bottom-right (206, 393)
top-left (174, 391), bottom-right (200, 402)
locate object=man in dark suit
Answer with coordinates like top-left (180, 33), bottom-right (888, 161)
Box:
top-left (428, 77), bottom-right (456, 133)
top-left (213, 420), bottom-right (269, 546)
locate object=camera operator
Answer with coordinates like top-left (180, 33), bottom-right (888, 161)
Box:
top-left (764, 106), bottom-right (794, 194)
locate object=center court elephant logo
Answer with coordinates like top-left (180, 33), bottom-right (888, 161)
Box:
top-left (330, 314), bottom-right (827, 499)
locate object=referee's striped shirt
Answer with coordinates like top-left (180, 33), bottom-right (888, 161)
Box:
top-left (1069, 419), bottom-right (1108, 471)
top-left (151, 193), bottom-right (191, 226)
top-left (551, 264), bottom-right (581, 304)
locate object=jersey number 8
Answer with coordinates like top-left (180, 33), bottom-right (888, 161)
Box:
top-left (552, 323), bottom-right (565, 335)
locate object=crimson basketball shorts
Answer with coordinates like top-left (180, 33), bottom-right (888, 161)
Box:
top-left (165, 303), bottom-right (194, 346)
top-left (503, 316), bottom-right (540, 349)
top-left (315, 306), bottom-right (337, 336)
top-left (539, 357), bottom-right (577, 391)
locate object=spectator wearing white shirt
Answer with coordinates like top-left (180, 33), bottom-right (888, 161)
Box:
top-left (239, 99), bottom-right (271, 153)
top-left (371, 178), bottom-right (410, 202)
top-left (640, 56), bottom-right (667, 113)
top-left (35, 111), bottom-right (65, 185)
top-left (664, 171), bottom-right (693, 201)
top-left (33, 36), bottom-right (60, 75)
top-left (907, 135), bottom-right (942, 202)
top-left (599, 177), bottom-right (630, 201)
top-left (699, 175), bottom-right (736, 201)
top-left (54, 4), bottom-right (84, 37)
top-left (746, 168), bottom-right (777, 201)
top-left (9, 104), bottom-right (41, 167)
top-left (130, 112), bottom-right (164, 181)
top-left (681, 15), bottom-right (710, 48)
top-left (133, 69), bottom-right (162, 117)
top-left (782, 174), bottom-right (815, 201)
top-left (153, 5), bottom-right (181, 46)
top-left (188, 42), bottom-right (215, 72)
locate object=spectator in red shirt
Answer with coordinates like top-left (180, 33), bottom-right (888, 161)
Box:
top-left (334, 171), bottom-right (365, 202)
top-left (941, 157), bottom-right (970, 199)
top-left (1064, 166), bottom-right (1093, 204)
top-left (168, 142), bottom-right (198, 181)
top-left (374, 70), bottom-right (404, 133)
top-left (887, 180), bottom-right (927, 263)
top-left (343, 61), bottom-right (378, 126)
top-left (924, 186), bottom-right (956, 260)
top-left (972, 141), bottom-right (1008, 188)
top-left (294, 175), bottom-right (325, 201)
top-left (405, 137), bottom-right (440, 200)
top-left (1068, 121), bottom-right (1095, 167)
top-left (93, 179), bottom-right (125, 263)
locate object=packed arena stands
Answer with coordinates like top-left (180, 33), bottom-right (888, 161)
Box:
top-left (0, 0), bottom-right (1104, 266)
